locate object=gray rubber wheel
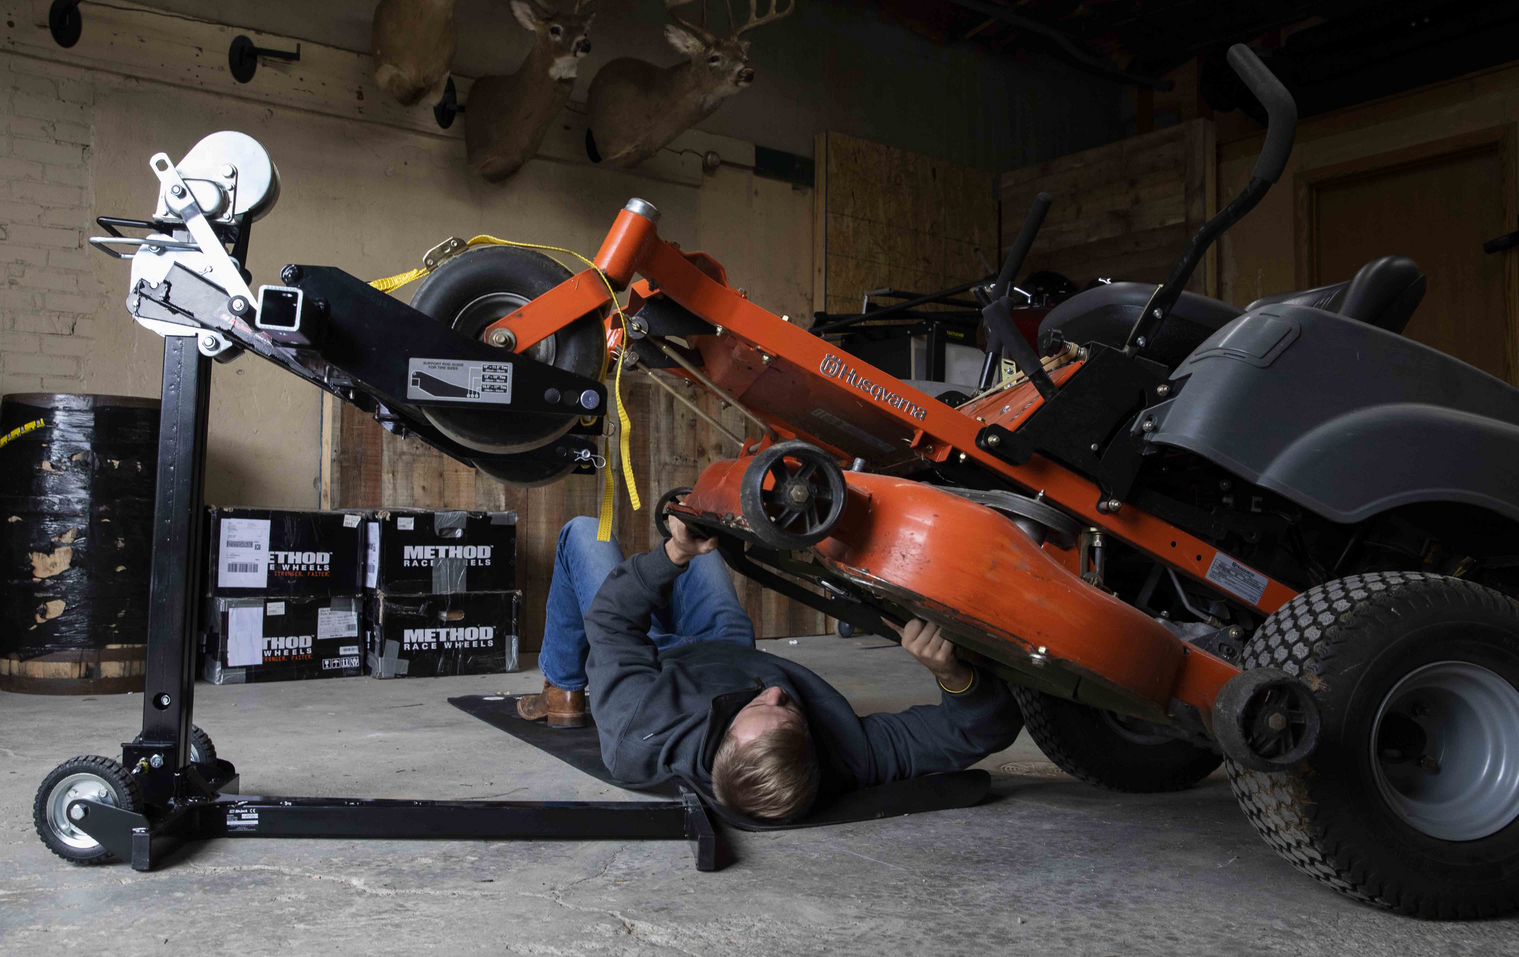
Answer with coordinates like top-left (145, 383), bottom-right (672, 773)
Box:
top-left (409, 245), bottom-right (605, 455)
top-left (1012, 687), bottom-right (1222, 792)
top-left (1227, 572), bottom-right (1519, 918)
top-left (33, 755), bottom-right (141, 864)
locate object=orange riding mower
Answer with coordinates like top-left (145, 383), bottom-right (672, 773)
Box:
top-left (97, 46), bottom-right (1519, 916)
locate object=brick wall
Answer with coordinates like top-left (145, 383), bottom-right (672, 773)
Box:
top-left (0, 53), bottom-right (102, 396)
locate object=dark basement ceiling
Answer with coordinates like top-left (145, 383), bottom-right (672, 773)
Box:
top-left (876, 0), bottom-right (1519, 117)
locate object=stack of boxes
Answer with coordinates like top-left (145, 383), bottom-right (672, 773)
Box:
top-left (201, 507), bottom-right (522, 683)
top-left (203, 508), bottom-right (368, 684)
top-left (364, 510), bottom-right (521, 679)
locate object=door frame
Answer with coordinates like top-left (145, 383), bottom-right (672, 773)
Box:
top-left (1293, 124), bottom-right (1519, 384)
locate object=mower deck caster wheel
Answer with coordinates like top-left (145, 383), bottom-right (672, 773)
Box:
top-left (653, 486), bottom-right (695, 540)
top-left (739, 440), bottom-right (847, 550)
top-left (1212, 667), bottom-right (1320, 771)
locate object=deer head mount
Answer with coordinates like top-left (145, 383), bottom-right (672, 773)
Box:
top-left (372, 0), bottom-right (458, 106)
top-left (466, 0), bottom-right (597, 182)
top-left (586, 0), bottom-right (795, 169)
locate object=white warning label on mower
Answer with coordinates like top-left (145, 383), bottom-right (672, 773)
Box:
top-left (1205, 553), bottom-right (1268, 604)
top-left (406, 358), bottom-right (512, 404)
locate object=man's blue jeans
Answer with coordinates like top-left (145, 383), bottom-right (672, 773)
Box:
top-left (539, 516), bottom-right (756, 691)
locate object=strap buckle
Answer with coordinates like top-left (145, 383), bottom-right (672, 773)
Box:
top-left (422, 236), bottom-right (467, 271)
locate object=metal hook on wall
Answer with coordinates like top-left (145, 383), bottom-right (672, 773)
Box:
top-left (228, 35), bottom-right (302, 84)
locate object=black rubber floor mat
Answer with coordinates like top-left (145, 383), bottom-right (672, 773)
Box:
top-left (449, 694), bottom-right (991, 832)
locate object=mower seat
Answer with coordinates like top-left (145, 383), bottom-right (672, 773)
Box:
top-left (1037, 282), bottom-right (1242, 368)
top-left (1248, 255), bottom-right (1425, 335)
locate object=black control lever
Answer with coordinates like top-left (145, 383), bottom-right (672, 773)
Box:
top-left (981, 193), bottom-right (1057, 399)
top-left (1125, 44), bottom-right (1296, 355)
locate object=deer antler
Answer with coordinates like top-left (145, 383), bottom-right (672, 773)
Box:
top-left (734, 0), bottom-right (794, 36)
top-left (665, 0), bottom-right (718, 42)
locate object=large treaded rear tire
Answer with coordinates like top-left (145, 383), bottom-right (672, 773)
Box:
top-left (1011, 687), bottom-right (1222, 792)
top-left (1227, 572), bottom-right (1519, 918)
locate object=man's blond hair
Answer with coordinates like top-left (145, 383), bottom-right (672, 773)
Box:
top-left (711, 725), bottom-right (820, 822)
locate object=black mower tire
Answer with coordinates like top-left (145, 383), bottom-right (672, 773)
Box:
top-left (1011, 687), bottom-right (1222, 792)
top-left (409, 244), bottom-right (605, 456)
top-left (1227, 572), bottom-right (1519, 918)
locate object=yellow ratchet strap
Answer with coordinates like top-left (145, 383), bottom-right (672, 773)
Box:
top-left (0, 417), bottom-right (45, 450)
top-left (367, 235), bottom-right (641, 542)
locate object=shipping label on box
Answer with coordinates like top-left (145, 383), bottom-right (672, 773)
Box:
top-left (367, 590), bottom-right (520, 678)
top-left (205, 595), bottom-right (365, 684)
top-left (371, 509), bottom-right (516, 594)
top-left (208, 507), bottom-right (369, 597)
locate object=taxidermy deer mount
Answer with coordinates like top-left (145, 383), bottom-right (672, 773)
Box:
top-left (585, 0), bottom-right (795, 169)
top-left (466, 0), bottom-right (597, 182)
top-left (372, 0), bottom-right (457, 106)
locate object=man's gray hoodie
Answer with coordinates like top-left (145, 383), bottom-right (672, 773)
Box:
top-left (584, 544), bottom-right (1023, 798)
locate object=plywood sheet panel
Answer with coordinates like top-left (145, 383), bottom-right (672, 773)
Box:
top-left (819, 132), bottom-right (998, 316)
top-left (1000, 119), bottom-right (1217, 293)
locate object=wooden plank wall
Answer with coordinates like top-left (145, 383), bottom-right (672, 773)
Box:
top-left (330, 377), bottom-right (826, 651)
top-left (999, 118), bottom-right (1218, 295)
top-left (814, 132), bottom-right (1000, 317)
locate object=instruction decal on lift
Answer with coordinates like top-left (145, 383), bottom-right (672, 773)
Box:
top-left (407, 358), bottom-right (512, 404)
top-left (1205, 553), bottom-right (1269, 605)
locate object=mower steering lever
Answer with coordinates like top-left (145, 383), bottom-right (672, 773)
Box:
top-left (981, 192), bottom-right (1057, 398)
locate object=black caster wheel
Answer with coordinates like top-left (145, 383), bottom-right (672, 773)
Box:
top-left (739, 440), bottom-right (847, 550)
top-left (654, 486), bottom-right (695, 540)
top-left (836, 620), bottom-right (857, 638)
top-left (131, 724), bottom-right (218, 770)
top-left (34, 755), bottom-right (141, 864)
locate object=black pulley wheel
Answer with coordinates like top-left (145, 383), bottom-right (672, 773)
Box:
top-left (739, 440), bottom-right (847, 550)
top-left (1227, 572), bottom-right (1519, 918)
top-left (1012, 688), bottom-right (1222, 792)
top-left (409, 245), bottom-right (606, 455)
top-left (654, 486), bottom-right (694, 540)
top-left (473, 454), bottom-right (577, 488)
top-left (34, 755), bottom-right (141, 864)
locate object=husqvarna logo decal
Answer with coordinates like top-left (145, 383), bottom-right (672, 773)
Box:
top-left (819, 354), bottom-right (928, 420)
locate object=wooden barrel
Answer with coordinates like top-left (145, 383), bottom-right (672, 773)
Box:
top-left (0, 393), bottom-right (159, 694)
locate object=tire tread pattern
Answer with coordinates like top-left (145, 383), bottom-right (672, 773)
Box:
top-left (1012, 686), bottom-right (1222, 793)
top-left (1227, 571), bottom-right (1519, 919)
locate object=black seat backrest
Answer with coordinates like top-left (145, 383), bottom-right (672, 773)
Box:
top-left (1247, 255), bottom-right (1425, 335)
top-left (1339, 255), bottom-right (1425, 335)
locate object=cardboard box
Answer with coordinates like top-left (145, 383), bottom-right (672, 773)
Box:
top-left (204, 595), bottom-right (366, 684)
top-left (367, 590), bottom-right (520, 678)
top-left (208, 507), bottom-right (368, 597)
top-left (365, 509), bottom-right (516, 595)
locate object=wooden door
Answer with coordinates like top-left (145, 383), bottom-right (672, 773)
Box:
top-left (1300, 128), bottom-right (1518, 382)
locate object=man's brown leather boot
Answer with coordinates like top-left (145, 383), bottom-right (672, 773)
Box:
top-left (516, 680), bottom-right (587, 729)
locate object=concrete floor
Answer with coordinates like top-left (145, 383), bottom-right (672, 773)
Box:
top-left (3, 636), bottom-right (1516, 956)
